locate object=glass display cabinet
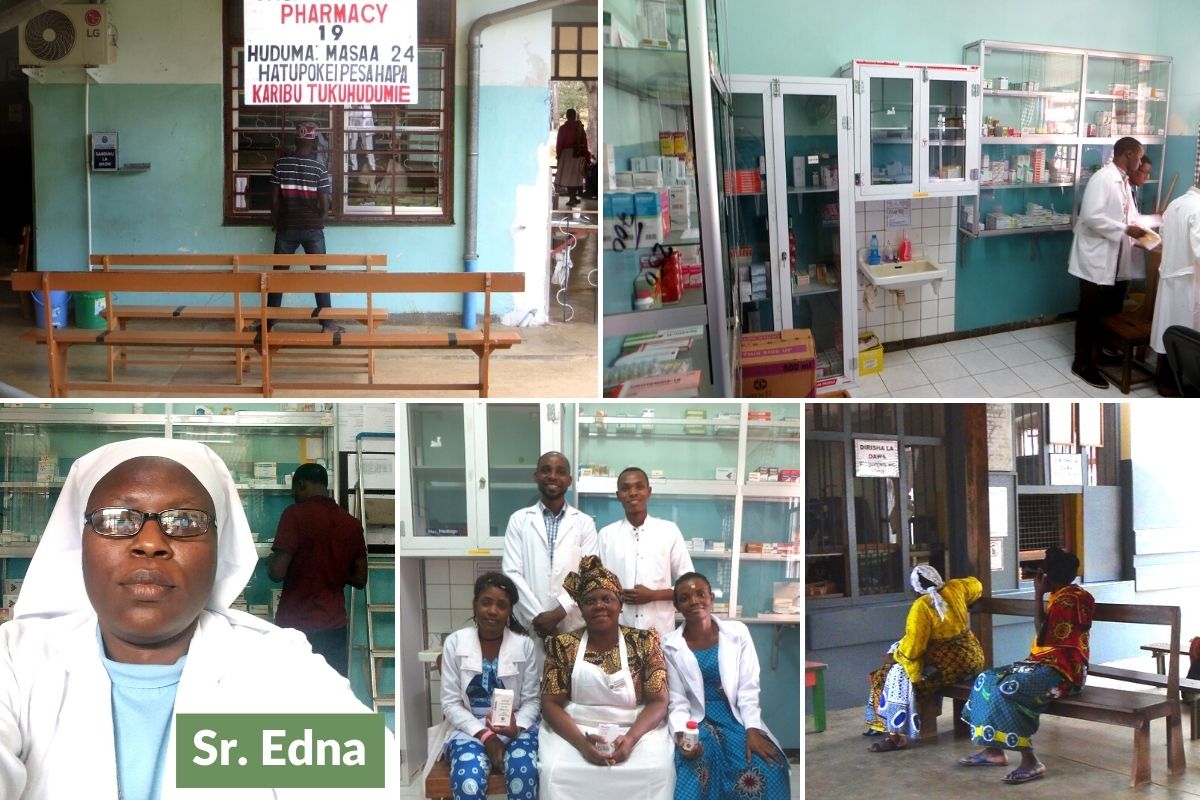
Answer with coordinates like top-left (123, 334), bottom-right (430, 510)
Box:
top-left (841, 60), bottom-right (982, 201)
top-left (395, 403), bottom-right (559, 555)
top-left (603, 0), bottom-right (736, 397)
top-left (960, 41), bottom-right (1171, 238)
top-left (570, 401), bottom-right (800, 624)
top-left (0, 404), bottom-right (338, 618)
top-left (729, 75), bottom-right (859, 390)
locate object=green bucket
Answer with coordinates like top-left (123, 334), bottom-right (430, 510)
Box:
top-left (75, 290), bottom-right (108, 329)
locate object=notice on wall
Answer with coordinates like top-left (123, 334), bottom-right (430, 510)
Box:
top-left (243, 0), bottom-right (417, 106)
top-left (989, 486), bottom-right (1009, 537)
top-left (990, 537), bottom-right (1004, 572)
top-left (986, 403), bottom-right (1014, 472)
top-left (1050, 453), bottom-right (1082, 485)
top-left (885, 199), bottom-right (911, 228)
top-left (854, 439), bottom-right (900, 478)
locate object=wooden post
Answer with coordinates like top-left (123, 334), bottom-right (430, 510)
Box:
top-left (963, 403), bottom-right (992, 665)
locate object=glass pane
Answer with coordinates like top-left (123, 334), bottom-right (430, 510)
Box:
top-left (850, 404), bottom-right (896, 434)
top-left (978, 143), bottom-right (1075, 234)
top-left (1085, 56), bottom-right (1168, 138)
top-left (805, 402), bottom-right (843, 432)
top-left (745, 403), bottom-right (801, 483)
top-left (577, 402), bottom-right (742, 481)
top-left (784, 91), bottom-right (844, 377)
top-left (805, 440), bottom-right (846, 598)
top-left (738, 497), bottom-right (801, 620)
top-left (906, 444), bottom-right (948, 576)
top-left (927, 79), bottom-right (968, 183)
top-left (854, 474), bottom-right (902, 595)
top-left (981, 48), bottom-right (1082, 136)
top-left (559, 26), bottom-right (578, 49)
top-left (559, 54), bottom-right (579, 79)
top-left (485, 405), bottom-right (542, 538)
top-left (581, 54), bottom-right (598, 79)
top-left (730, 92), bottom-right (773, 332)
top-left (869, 76), bottom-right (914, 186)
top-left (407, 405), bottom-right (468, 538)
top-left (581, 26), bottom-right (598, 50)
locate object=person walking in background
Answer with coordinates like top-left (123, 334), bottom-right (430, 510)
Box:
top-left (555, 109), bottom-right (590, 208)
top-left (269, 121), bottom-right (343, 333)
top-left (598, 467), bottom-right (694, 638)
top-left (269, 462), bottom-right (368, 676)
top-left (1067, 136), bottom-right (1149, 388)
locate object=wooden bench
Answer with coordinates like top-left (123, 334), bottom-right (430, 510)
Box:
top-left (87, 253), bottom-right (392, 380)
top-left (13, 270), bottom-right (524, 397)
top-left (919, 596), bottom-right (1185, 788)
top-left (424, 758), bottom-right (506, 799)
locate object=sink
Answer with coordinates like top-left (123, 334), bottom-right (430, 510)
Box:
top-left (858, 252), bottom-right (947, 291)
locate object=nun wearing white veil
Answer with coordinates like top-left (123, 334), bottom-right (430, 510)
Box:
top-left (863, 564), bottom-right (985, 751)
top-left (0, 438), bottom-right (395, 799)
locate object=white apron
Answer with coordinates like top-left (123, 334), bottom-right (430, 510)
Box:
top-left (538, 631), bottom-right (674, 800)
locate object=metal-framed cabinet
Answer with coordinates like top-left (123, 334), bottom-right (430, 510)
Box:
top-left (729, 75), bottom-right (860, 390)
top-left (569, 401), bottom-right (800, 625)
top-left (0, 403), bottom-right (338, 616)
top-left (395, 403), bottom-right (560, 555)
top-left (842, 60), bottom-right (982, 201)
top-left (602, 0), bottom-right (737, 397)
top-left (959, 40), bottom-right (1171, 239)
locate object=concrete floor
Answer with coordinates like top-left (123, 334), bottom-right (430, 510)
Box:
top-left (0, 259), bottom-right (597, 399)
top-left (808, 687), bottom-right (1200, 798)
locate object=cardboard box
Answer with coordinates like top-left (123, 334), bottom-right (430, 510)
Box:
top-left (740, 329), bottom-right (816, 398)
top-left (858, 331), bottom-right (884, 376)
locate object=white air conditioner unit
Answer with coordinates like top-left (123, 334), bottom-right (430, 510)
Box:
top-left (18, 5), bottom-right (118, 67)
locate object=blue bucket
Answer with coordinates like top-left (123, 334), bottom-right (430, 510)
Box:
top-left (31, 290), bottom-right (69, 328)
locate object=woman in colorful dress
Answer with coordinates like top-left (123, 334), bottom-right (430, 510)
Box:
top-left (538, 555), bottom-right (675, 799)
top-left (958, 547), bottom-right (1094, 785)
top-left (436, 572), bottom-right (541, 800)
top-left (663, 572), bottom-right (790, 800)
top-left (864, 564), bottom-right (985, 751)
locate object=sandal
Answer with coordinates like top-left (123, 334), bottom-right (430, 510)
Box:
top-left (868, 737), bottom-right (906, 752)
top-left (959, 752), bottom-right (1007, 767)
top-left (1002, 763), bottom-right (1046, 784)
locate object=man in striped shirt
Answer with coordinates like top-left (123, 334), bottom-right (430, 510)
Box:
top-left (269, 121), bottom-right (342, 333)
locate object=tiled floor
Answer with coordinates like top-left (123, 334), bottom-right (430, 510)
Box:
top-left (849, 322), bottom-right (1163, 398)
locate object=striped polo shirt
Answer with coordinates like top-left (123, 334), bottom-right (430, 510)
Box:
top-left (271, 154), bottom-right (332, 229)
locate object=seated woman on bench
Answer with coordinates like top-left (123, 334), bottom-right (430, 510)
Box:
top-left (958, 547), bottom-right (1094, 785)
top-left (864, 564), bottom-right (985, 751)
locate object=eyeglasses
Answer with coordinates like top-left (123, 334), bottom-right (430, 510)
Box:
top-left (83, 507), bottom-right (215, 539)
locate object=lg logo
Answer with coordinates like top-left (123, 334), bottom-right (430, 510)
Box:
top-left (753, 379), bottom-right (767, 391)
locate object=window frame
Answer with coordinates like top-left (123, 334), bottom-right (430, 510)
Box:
top-left (222, 1), bottom-right (456, 226)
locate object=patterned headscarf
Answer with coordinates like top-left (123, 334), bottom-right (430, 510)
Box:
top-left (910, 563), bottom-right (949, 621)
top-left (563, 554), bottom-right (623, 603)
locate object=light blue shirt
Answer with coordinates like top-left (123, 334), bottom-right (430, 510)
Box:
top-left (98, 628), bottom-right (186, 800)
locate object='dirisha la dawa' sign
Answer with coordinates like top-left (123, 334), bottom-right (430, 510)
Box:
top-left (244, 0), bottom-right (418, 105)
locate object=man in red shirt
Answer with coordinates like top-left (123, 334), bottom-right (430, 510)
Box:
top-left (268, 462), bottom-right (368, 676)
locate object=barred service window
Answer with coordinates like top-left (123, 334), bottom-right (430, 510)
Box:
top-left (224, 0), bottom-right (455, 224)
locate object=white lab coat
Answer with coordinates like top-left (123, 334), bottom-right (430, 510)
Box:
top-left (502, 503), bottom-right (598, 635)
top-left (661, 619), bottom-right (782, 751)
top-left (0, 609), bottom-right (397, 799)
top-left (1151, 187), bottom-right (1200, 353)
top-left (1069, 162), bottom-right (1136, 286)
top-left (598, 516), bottom-right (694, 637)
top-left (439, 626), bottom-right (542, 739)
top-left (538, 630), bottom-right (674, 800)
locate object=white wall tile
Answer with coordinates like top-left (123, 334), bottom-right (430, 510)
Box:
top-left (426, 584), bottom-right (451, 610)
top-left (867, 309), bottom-right (885, 327)
top-left (427, 609), bottom-right (453, 635)
top-left (866, 210), bottom-right (885, 230)
top-left (940, 206), bottom-right (955, 226)
top-left (941, 196), bottom-right (954, 207)
top-left (921, 209), bottom-right (940, 228)
top-left (448, 560), bottom-right (475, 585)
top-left (904, 320), bottom-right (922, 339)
top-left (921, 299), bottom-right (938, 320)
top-left (938, 297), bottom-right (956, 317)
top-left (938, 315), bottom-right (956, 334)
top-left (923, 244), bottom-right (939, 262)
top-left (908, 228), bottom-right (924, 244)
top-left (450, 584), bottom-right (475, 611)
top-left (921, 317), bottom-right (938, 337)
top-left (866, 200), bottom-right (885, 212)
top-left (424, 559), bottom-right (449, 585)
top-left (939, 246), bottom-right (956, 265)
top-left (939, 226), bottom-right (955, 245)
top-left (885, 322), bottom-right (902, 341)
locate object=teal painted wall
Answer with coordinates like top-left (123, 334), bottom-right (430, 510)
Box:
top-left (724, 0), bottom-right (1200, 331)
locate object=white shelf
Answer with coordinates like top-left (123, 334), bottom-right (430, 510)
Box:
top-left (575, 476), bottom-right (739, 497)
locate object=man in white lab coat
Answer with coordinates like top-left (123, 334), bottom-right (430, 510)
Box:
top-left (502, 451), bottom-right (598, 640)
top-left (1151, 182), bottom-right (1200, 393)
top-left (598, 467), bottom-right (694, 638)
top-left (1068, 136), bottom-right (1149, 389)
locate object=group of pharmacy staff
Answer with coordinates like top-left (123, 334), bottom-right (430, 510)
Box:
top-left (426, 452), bottom-right (791, 800)
top-left (0, 438), bottom-right (396, 799)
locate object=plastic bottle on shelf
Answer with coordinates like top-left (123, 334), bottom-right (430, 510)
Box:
top-left (868, 233), bottom-right (881, 265)
top-left (788, 216), bottom-right (798, 275)
top-left (898, 231), bottom-right (912, 262)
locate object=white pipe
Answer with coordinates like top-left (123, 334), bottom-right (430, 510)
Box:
top-left (84, 72), bottom-right (92, 265)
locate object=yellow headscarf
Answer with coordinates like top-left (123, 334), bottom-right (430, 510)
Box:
top-left (563, 554), bottom-right (623, 603)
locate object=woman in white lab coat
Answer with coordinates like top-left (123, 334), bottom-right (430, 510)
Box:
top-left (662, 573), bottom-right (790, 800)
top-left (538, 555), bottom-right (675, 799)
top-left (434, 572), bottom-right (541, 800)
top-left (0, 438), bottom-right (395, 799)
top-left (1151, 185), bottom-right (1200, 357)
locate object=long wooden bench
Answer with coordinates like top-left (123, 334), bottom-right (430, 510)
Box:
top-left (87, 254), bottom-right (392, 380)
top-left (13, 269), bottom-right (524, 397)
top-left (920, 596), bottom-right (1184, 788)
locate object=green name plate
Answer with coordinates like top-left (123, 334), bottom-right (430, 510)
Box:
top-left (175, 713), bottom-right (385, 788)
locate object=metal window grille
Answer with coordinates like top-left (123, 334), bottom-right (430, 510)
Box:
top-left (1017, 494), bottom-right (1065, 553)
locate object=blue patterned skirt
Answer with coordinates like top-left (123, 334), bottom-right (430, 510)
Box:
top-left (961, 661), bottom-right (1078, 751)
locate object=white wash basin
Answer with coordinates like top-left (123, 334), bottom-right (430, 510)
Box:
top-left (858, 252), bottom-right (947, 291)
